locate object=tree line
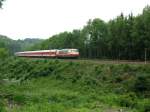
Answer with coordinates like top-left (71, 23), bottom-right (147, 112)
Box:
top-left (30, 6), bottom-right (150, 60)
top-left (1, 5), bottom-right (150, 60)
top-left (0, 35), bottom-right (43, 59)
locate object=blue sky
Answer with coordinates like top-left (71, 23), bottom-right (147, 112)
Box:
top-left (0, 0), bottom-right (150, 40)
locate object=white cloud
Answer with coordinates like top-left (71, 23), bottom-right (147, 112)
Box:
top-left (0, 0), bottom-right (150, 40)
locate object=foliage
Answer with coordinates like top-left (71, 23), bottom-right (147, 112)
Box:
top-left (0, 58), bottom-right (149, 111)
top-left (1, 6), bottom-right (150, 61)
top-left (118, 92), bottom-right (137, 108)
top-left (30, 6), bottom-right (150, 60)
top-left (0, 35), bottom-right (43, 55)
top-left (0, 5), bottom-right (150, 112)
top-left (0, 35), bottom-right (20, 55)
top-left (0, 0), bottom-right (4, 8)
top-left (0, 48), bottom-right (9, 59)
top-left (17, 38), bottom-right (43, 51)
top-left (133, 73), bottom-right (150, 97)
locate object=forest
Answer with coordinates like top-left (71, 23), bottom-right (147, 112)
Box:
top-left (0, 35), bottom-right (43, 58)
top-left (28, 6), bottom-right (150, 61)
top-left (0, 6), bottom-right (150, 61)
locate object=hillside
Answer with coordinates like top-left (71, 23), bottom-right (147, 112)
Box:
top-left (0, 58), bottom-right (149, 112)
top-left (0, 35), bottom-right (18, 54)
top-left (16, 38), bottom-right (43, 51)
top-left (0, 35), bottom-right (43, 55)
top-left (0, 5), bottom-right (150, 112)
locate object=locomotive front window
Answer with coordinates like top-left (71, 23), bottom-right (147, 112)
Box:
top-left (71, 49), bottom-right (78, 52)
top-left (62, 49), bottom-right (68, 53)
top-left (59, 49), bottom-right (69, 53)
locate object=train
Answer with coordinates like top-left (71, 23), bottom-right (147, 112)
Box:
top-left (15, 49), bottom-right (79, 58)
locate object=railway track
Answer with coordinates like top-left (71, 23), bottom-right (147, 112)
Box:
top-left (24, 57), bottom-right (150, 65)
top-left (61, 59), bottom-right (149, 65)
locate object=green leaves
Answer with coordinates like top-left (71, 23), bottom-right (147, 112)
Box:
top-left (29, 5), bottom-right (150, 60)
top-left (0, 48), bottom-right (9, 59)
top-left (0, 0), bottom-right (5, 8)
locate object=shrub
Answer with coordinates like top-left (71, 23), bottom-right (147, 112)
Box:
top-left (133, 74), bottom-right (150, 97)
top-left (0, 100), bottom-right (6, 112)
top-left (137, 99), bottom-right (150, 112)
top-left (118, 92), bottom-right (137, 108)
top-left (0, 48), bottom-right (9, 60)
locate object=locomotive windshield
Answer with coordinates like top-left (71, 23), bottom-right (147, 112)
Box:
top-left (71, 49), bottom-right (79, 52)
top-left (61, 49), bottom-right (69, 53)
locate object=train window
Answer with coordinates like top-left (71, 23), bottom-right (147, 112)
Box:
top-left (64, 49), bottom-right (68, 52)
top-left (71, 49), bottom-right (78, 52)
top-left (61, 49), bottom-right (68, 53)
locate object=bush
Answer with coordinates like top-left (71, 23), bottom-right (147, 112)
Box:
top-left (142, 103), bottom-right (150, 112)
top-left (0, 48), bottom-right (9, 60)
top-left (133, 74), bottom-right (150, 97)
top-left (0, 58), bottom-right (150, 112)
top-left (137, 99), bottom-right (150, 112)
top-left (118, 92), bottom-right (137, 108)
top-left (0, 100), bottom-right (6, 112)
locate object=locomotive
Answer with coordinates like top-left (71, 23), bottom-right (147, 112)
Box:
top-left (15, 49), bottom-right (79, 58)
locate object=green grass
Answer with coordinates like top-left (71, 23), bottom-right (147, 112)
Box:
top-left (0, 77), bottom-right (116, 112)
top-left (0, 58), bottom-right (149, 112)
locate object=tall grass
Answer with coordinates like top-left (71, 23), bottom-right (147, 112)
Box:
top-left (0, 58), bottom-right (149, 112)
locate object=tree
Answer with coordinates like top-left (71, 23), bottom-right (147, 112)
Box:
top-left (132, 5), bottom-right (150, 60)
top-left (0, 0), bottom-right (5, 8)
top-left (0, 48), bottom-right (9, 59)
top-left (83, 18), bottom-right (108, 58)
top-left (29, 5), bottom-right (150, 60)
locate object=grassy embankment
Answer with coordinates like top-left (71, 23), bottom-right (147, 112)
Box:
top-left (0, 58), bottom-right (149, 112)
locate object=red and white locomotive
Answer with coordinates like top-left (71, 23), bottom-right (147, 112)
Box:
top-left (15, 49), bottom-right (79, 58)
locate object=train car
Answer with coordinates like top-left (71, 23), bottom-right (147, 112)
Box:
top-left (15, 50), bottom-right (57, 58)
top-left (56, 49), bottom-right (79, 58)
top-left (15, 49), bottom-right (79, 58)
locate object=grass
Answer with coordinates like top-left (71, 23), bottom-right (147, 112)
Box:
top-left (0, 58), bottom-right (149, 112)
top-left (1, 77), bottom-right (117, 112)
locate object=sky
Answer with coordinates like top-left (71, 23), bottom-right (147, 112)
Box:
top-left (0, 0), bottom-right (150, 40)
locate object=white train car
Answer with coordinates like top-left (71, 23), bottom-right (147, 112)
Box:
top-left (15, 49), bottom-right (79, 58)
